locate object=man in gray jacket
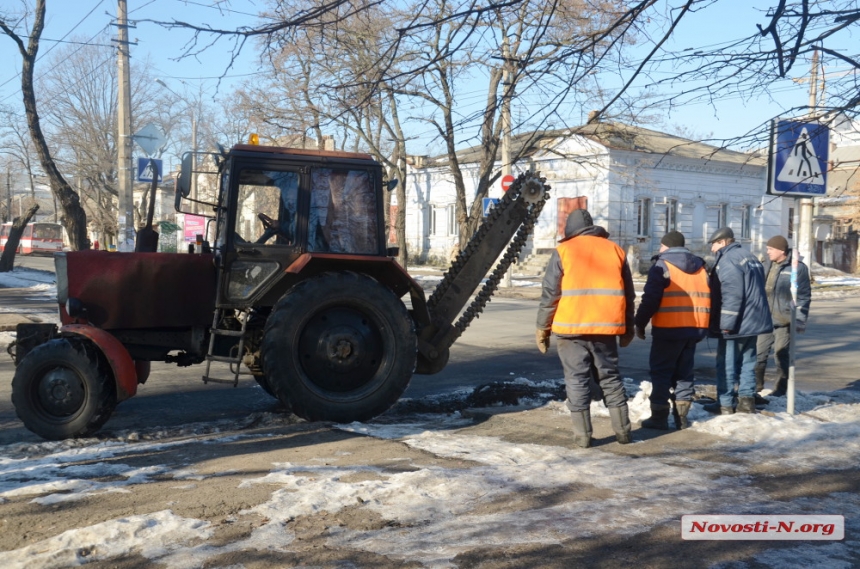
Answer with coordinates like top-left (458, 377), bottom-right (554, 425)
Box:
top-left (703, 227), bottom-right (773, 415)
top-left (755, 235), bottom-right (811, 399)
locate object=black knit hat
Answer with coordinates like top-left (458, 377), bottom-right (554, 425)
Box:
top-left (661, 231), bottom-right (685, 248)
top-left (766, 235), bottom-right (789, 252)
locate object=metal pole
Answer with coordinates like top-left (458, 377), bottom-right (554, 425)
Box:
top-left (191, 112), bottom-right (198, 215)
top-left (501, 35), bottom-right (513, 288)
top-left (787, 198), bottom-right (800, 415)
top-left (116, 0), bottom-right (134, 251)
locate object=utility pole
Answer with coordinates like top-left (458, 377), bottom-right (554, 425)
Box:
top-left (5, 171), bottom-right (10, 222)
top-left (116, 0), bottom-right (134, 251)
top-left (797, 50), bottom-right (821, 268)
top-left (501, 35), bottom-right (513, 288)
top-left (788, 49), bottom-right (825, 416)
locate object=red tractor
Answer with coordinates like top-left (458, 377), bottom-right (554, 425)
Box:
top-left (10, 143), bottom-right (549, 440)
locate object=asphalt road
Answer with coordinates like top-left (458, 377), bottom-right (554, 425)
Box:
top-left (1, 259), bottom-right (858, 445)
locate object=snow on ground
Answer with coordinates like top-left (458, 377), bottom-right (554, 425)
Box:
top-left (0, 268), bottom-right (59, 347)
top-left (2, 379), bottom-right (860, 568)
top-left (0, 266), bottom-right (57, 290)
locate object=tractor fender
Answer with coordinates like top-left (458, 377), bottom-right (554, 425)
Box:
top-left (285, 253), bottom-right (426, 309)
top-left (60, 324), bottom-right (138, 401)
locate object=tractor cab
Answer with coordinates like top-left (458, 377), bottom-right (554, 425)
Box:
top-left (176, 144), bottom-right (391, 310)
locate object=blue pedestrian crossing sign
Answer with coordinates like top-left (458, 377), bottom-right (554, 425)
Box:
top-left (137, 158), bottom-right (163, 183)
top-left (767, 119), bottom-right (829, 197)
top-left (482, 197), bottom-right (499, 217)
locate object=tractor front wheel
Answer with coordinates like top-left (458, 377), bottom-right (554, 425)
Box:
top-left (12, 338), bottom-right (117, 440)
top-left (262, 272), bottom-right (417, 423)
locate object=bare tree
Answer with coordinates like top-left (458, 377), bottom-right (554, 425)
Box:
top-left (0, 203), bottom-right (38, 272)
top-left (0, 106), bottom-right (40, 206)
top-left (0, 0), bottom-right (88, 250)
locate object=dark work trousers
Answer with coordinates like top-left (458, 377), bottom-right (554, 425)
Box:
top-left (648, 336), bottom-right (697, 407)
top-left (557, 335), bottom-right (627, 412)
top-left (755, 326), bottom-right (791, 381)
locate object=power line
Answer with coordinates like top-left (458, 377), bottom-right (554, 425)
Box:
top-left (0, 0), bottom-right (107, 95)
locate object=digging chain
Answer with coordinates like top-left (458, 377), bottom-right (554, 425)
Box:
top-left (427, 172), bottom-right (550, 340)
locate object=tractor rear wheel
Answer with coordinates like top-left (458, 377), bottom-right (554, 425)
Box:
top-left (12, 338), bottom-right (117, 440)
top-left (262, 272), bottom-right (416, 423)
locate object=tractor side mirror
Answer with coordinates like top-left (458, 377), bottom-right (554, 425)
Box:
top-left (177, 152), bottom-right (193, 198)
top-left (386, 179), bottom-right (399, 191)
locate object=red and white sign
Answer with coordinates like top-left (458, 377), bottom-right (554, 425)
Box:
top-left (501, 174), bottom-right (515, 191)
top-left (183, 214), bottom-right (206, 243)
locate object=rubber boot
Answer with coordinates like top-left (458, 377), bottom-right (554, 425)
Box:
top-left (703, 402), bottom-right (733, 415)
top-left (608, 405), bottom-right (632, 444)
top-left (771, 377), bottom-right (787, 398)
top-left (754, 367), bottom-right (769, 405)
top-left (754, 366), bottom-right (766, 393)
top-left (570, 410), bottom-right (593, 448)
top-left (674, 400), bottom-right (691, 430)
top-left (736, 397), bottom-right (756, 414)
top-left (640, 405), bottom-right (671, 430)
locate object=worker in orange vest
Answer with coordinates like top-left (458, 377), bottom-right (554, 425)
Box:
top-left (634, 231), bottom-right (710, 430)
top-left (536, 209), bottom-right (636, 448)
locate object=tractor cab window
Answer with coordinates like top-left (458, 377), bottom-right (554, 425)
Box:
top-left (308, 167), bottom-right (378, 254)
top-left (234, 168), bottom-right (299, 246)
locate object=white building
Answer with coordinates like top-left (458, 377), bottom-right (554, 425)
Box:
top-left (405, 121), bottom-right (783, 271)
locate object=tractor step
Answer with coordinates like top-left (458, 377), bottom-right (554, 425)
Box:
top-left (206, 354), bottom-right (244, 364)
top-left (202, 375), bottom-right (242, 386)
top-left (210, 328), bottom-right (244, 337)
top-left (204, 307), bottom-right (252, 388)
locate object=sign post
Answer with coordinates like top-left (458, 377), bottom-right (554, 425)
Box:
top-left (767, 119), bottom-right (829, 414)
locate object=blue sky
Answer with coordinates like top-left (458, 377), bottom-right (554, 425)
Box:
top-left (0, 1), bottom-right (848, 152)
top-left (0, 0), bottom-right (263, 107)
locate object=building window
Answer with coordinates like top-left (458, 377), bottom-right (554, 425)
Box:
top-left (637, 197), bottom-right (651, 237)
top-left (447, 204), bottom-right (458, 236)
top-left (665, 199), bottom-right (678, 233)
top-left (429, 207), bottom-right (438, 236)
top-left (741, 205), bottom-right (752, 239)
top-left (717, 203), bottom-right (729, 228)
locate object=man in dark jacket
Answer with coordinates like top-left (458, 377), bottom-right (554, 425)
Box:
top-left (755, 235), bottom-right (811, 398)
top-left (704, 227), bottom-right (773, 415)
top-left (536, 209), bottom-right (636, 448)
top-left (635, 231), bottom-right (710, 430)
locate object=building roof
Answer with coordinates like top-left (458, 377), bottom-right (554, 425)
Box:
top-left (428, 121), bottom-right (766, 168)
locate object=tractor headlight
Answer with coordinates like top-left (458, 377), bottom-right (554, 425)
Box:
top-left (65, 297), bottom-right (85, 319)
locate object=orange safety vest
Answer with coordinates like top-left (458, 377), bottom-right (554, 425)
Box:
top-left (652, 261), bottom-right (710, 329)
top-left (552, 235), bottom-right (627, 335)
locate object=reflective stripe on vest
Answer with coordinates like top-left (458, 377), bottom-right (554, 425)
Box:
top-left (652, 261), bottom-right (711, 329)
top-left (552, 235), bottom-right (627, 335)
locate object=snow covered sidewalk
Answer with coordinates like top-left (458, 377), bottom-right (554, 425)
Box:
top-left (1, 380), bottom-right (858, 568)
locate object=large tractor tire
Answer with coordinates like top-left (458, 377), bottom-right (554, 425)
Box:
top-left (262, 271), bottom-right (417, 423)
top-left (253, 374), bottom-right (277, 399)
top-left (12, 338), bottom-right (117, 440)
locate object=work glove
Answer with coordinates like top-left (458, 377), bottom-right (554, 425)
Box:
top-left (536, 329), bottom-right (551, 354)
top-left (619, 330), bottom-right (635, 348)
top-left (635, 326), bottom-right (646, 340)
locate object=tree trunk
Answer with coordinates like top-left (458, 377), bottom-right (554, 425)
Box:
top-left (2, 0), bottom-right (89, 251)
top-left (0, 204), bottom-right (39, 272)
